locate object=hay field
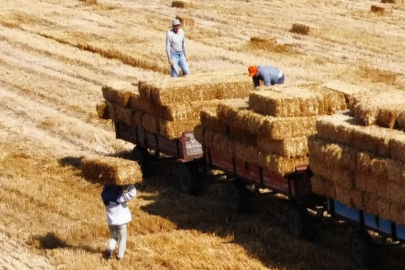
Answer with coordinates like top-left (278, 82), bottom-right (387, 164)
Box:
top-left (1, 0), bottom-right (405, 269)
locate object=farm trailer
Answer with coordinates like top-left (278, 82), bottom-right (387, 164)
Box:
top-left (114, 121), bottom-right (404, 267)
top-left (114, 121), bottom-right (204, 194)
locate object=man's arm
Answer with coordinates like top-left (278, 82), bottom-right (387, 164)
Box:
top-left (117, 185), bottom-right (136, 203)
top-left (182, 31), bottom-right (187, 59)
top-left (166, 32), bottom-right (172, 63)
top-left (253, 77), bottom-right (260, 88)
top-left (261, 72), bottom-right (271, 86)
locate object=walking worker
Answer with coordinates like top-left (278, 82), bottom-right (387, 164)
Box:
top-left (101, 184), bottom-right (137, 260)
top-left (166, 18), bottom-right (190, 78)
top-left (248, 65), bottom-right (285, 88)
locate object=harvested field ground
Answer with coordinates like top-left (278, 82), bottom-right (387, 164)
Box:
top-left (1, 0), bottom-right (405, 269)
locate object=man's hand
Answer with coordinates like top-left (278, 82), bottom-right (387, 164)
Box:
top-left (168, 59), bottom-right (173, 66)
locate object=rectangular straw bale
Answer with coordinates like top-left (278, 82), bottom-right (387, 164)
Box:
top-left (310, 175), bottom-right (336, 198)
top-left (259, 116), bottom-right (317, 140)
top-left (159, 118), bottom-right (200, 139)
top-left (349, 189), bottom-right (364, 210)
top-left (132, 110), bottom-right (144, 128)
top-left (204, 130), bottom-right (217, 149)
top-left (138, 76), bottom-right (251, 106)
top-left (351, 89), bottom-right (405, 127)
top-left (321, 81), bottom-right (369, 108)
top-left (81, 155), bottom-right (142, 185)
top-left (172, 0), bottom-right (194, 8)
top-left (363, 193), bottom-right (379, 217)
top-left (193, 125), bottom-right (205, 145)
top-left (108, 103), bottom-right (118, 122)
top-left (142, 113), bottom-right (160, 134)
top-left (212, 132), bottom-right (234, 158)
top-left (369, 157), bottom-right (389, 179)
top-left (115, 106), bottom-right (135, 126)
top-left (308, 135), bottom-right (326, 160)
top-left (315, 113), bottom-right (358, 145)
top-left (257, 136), bottom-right (308, 157)
top-left (390, 203), bottom-right (405, 226)
top-left (96, 101), bottom-right (110, 119)
top-left (386, 159), bottom-right (405, 184)
top-left (229, 125), bottom-right (257, 146)
top-left (335, 186), bottom-right (352, 207)
top-left (102, 80), bottom-right (137, 107)
top-left (355, 172), bottom-right (387, 198)
top-left (234, 141), bottom-right (259, 164)
top-left (216, 98), bottom-right (249, 126)
top-left (390, 133), bottom-right (405, 163)
top-left (309, 155), bottom-right (355, 188)
top-left (200, 109), bottom-right (228, 134)
top-left (323, 141), bottom-right (357, 170)
top-left (249, 87), bottom-right (319, 117)
top-left (397, 111), bottom-right (405, 130)
top-left (388, 181), bottom-right (405, 205)
top-left (220, 108), bottom-right (265, 135)
top-left (258, 151), bottom-right (309, 176)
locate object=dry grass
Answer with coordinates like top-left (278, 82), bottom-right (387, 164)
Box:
top-left (1, 0), bottom-right (405, 269)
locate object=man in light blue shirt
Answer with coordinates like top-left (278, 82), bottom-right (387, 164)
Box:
top-left (166, 19), bottom-right (190, 78)
top-left (248, 65), bottom-right (285, 88)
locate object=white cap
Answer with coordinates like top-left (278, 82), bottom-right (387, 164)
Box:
top-left (172, 19), bottom-right (181, 26)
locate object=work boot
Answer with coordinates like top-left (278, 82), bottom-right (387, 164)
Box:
top-left (104, 249), bottom-right (112, 260)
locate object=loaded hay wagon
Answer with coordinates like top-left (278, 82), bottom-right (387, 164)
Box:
top-left (308, 89), bottom-right (405, 267)
top-left (194, 84), bottom-right (348, 240)
top-left (97, 75), bottom-right (252, 194)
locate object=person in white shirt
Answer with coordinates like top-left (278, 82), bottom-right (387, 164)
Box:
top-left (166, 19), bottom-right (190, 78)
top-left (101, 184), bottom-right (136, 260)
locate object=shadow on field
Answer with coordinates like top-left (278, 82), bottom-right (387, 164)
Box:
top-left (136, 158), bottom-right (405, 270)
top-left (30, 232), bottom-right (99, 253)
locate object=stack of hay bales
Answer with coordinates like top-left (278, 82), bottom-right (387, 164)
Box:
top-left (97, 75), bottom-right (252, 140)
top-left (194, 84), bottom-right (347, 176)
top-left (309, 89), bottom-right (405, 225)
top-left (81, 155), bottom-right (142, 185)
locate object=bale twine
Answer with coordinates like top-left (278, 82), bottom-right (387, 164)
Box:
top-left (291, 23), bottom-right (310, 35)
top-left (172, 1), bottom-right (194, 8)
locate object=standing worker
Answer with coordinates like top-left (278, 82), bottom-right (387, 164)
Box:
top-left (101, 184), bottom-right (137, 260)
top-left (248, 65), bottom-right (285, 88)
top-left (166, 18), bottom-right (190, 78)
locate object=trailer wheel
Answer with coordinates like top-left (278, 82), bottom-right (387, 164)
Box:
top-left (286, 204), bottom-right (315, 241)
top-left (177, 162), bottom-right (202, 195)
top-left (132, 146), bottom-right (151, 176)
top-left (226, 180), bottom-right (250, 214)
top-left (348, 230), bottom-right (375, 268)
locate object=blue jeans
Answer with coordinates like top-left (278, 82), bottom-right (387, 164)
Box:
top-left (271, 75), bottom-right (285, 85)
top-left (170, 51), bottom-right (190, 78)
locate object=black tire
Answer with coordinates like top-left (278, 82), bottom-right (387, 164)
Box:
top-left (132, 146), bottom-right (151, 176)
top-left (348, 230), bottom-right (375, 268)
top-left (226, 180), bottom-right (250, 214)
top-left (177, 162), bottom-right (202, 195)
top-left (286, 204), bottom-right (315, 241)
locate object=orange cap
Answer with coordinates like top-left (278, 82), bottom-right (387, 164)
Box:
top-left (248, 66), bottom-right (258, 77)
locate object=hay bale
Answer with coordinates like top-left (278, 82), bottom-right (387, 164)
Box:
top-left (248, 86), bottom-right (346, 117)
top-left (132, 110), bottom-right (144, 129)
top-left (142, 113), bottom-right (160, 134)
top-left (102, 81), bottom-right (137, 107)
top-left (250, 36), bottom-right (277, 50)
top-left (381, 0), bottom-right (396, 3)
top-left (259, 116), bottom-right (317, 140)
top-left (397, 111), bottom-right (405, 130)
top-left (200, 109), bottom-right (228, 134)
top-left (80, 0), bottom-right (97, 5)
top-left (138, 75), bottom-right (251, 106)
top-left (229, 125), bottom-right (257, 146)
top-left (96, 101), bottom-right (110, 119)
top-left (159, 118), bottom-right (200, 139)
top-left (386, 159), bottom-right (405, 184)
top-left (257, 136), bottom-right (308, 157)
top-left (309, 155), bottom-right (355, 188)
top-left (234, 141), bottom-right (259, 164)
top-left (321, 81), bottom-right (370, 108)
top-left (291, 23), bottom-right (310, 35)
top-left (390, 133), bottom-right (405, 163)
top-left (351, 89), bottom-right (405, 128)
top-left (81, 155), bottom-right (142, 185)
top-left (311, 175), bottom-right (336, 198)
top-left (211, 132), bottom-right (234, 158)
top-left (371, 5), bottom-right (385, 13)
top-left (258, 151), bottom-right (309, 176)
top-left (193, 125), bottom-right (205, 145)
top-left (172, 0), bottom-right (194, 8)
top-left (115, 106), bottom-right (135, 126)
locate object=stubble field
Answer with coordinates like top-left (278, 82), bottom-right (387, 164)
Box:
top-left (1, 0), bottom-right (405, 269)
